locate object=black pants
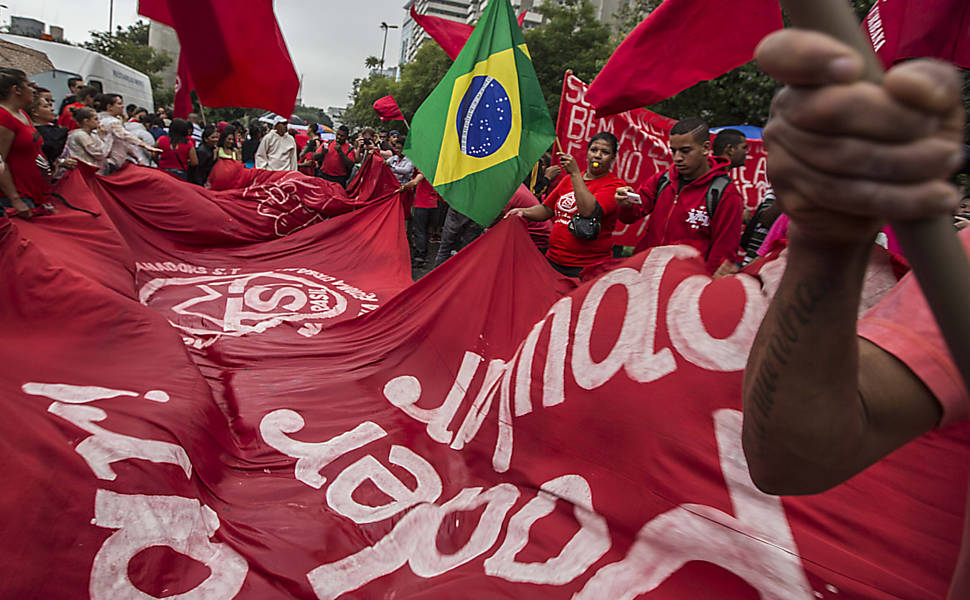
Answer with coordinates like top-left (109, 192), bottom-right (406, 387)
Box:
top-left (320, 173), bottom-right (348, 188)
top-left (546, 257), bottom-right (583, 278)
top-left (433, 207), bottom-right (484, 267)
top-left (411, 206), bottom-right (435, 261)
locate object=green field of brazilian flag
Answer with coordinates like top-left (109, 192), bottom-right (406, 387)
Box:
top-left (404, 0), bottom-right (556, 226)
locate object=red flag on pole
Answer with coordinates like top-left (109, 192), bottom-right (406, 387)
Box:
top-left (863, 0), bottom-right (970, 69)
top-left (407, 5), bottom-right (528, 61)
top-left (172, 53), bottom-right (194, 118)
top-left (139, 0), bottom-right (299, 117)
top-left (408, 5), bottom-right (473, 60)
top-left (585, 0), bottom-right (782, 117)
top-left (373, 95), bottom-right (405, 122)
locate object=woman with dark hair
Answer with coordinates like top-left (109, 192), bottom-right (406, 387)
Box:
top-left (216, 126), bottom-right (241, 162)
top-left (191, 124), bottom-right (219, 185)
top-left (241, 125), bottom-right (262, 169)
top-left (0, 68), bottom-right (46, 217)
top-left (95, 93), bottom-right (158, 173)
top-left (506, 132), bottom-right (625, 277)
top-left (157, 118), bottom-right (198, 180)
top-left (28, 97), bottom-right (68, 170)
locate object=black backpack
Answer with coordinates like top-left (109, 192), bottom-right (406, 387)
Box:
top-left (655, 172), bottom-right (732, 220)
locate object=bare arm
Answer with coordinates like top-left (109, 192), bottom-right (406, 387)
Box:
top-left (557, 152), bottom-right (598, 217)
top-left (741, 30), bottom-right (965, 494)
top-left (506, 203), bottom-right (553, 221)
top-left (187, 145), bottom-right (199, 168)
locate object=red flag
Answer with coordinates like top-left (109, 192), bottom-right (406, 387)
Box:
top-left (863, 0), bottom-right (970, 69)
top-left (373, 95), bottom-right (405, 121)
top-left (172, 53), bottom-right (193, 118)
top-left (407, 6), bottom-right (529, 61)
top-left (139, 0), bottom-right (299, 117)
top-left (408, 5), bottom-right (473, 60)
top-left (586, 0), bottom-right (782, 116)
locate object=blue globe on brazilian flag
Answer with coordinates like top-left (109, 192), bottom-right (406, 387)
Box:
top-left (404, 0), bottom-right (556, 227)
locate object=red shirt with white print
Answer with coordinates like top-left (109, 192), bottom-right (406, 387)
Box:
top-left (618, 156), bottom-right (744, 273)
top-left (543, 173), bottom-right (624, 268)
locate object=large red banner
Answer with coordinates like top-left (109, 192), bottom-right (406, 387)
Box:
top-left (556, 73), bottom-right (770, 246)
top-left (0, 163), bottom-right (966, 599)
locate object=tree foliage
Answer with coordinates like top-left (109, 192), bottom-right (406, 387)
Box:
top-left (344, 43), bottom-right (452, 130)
top-left (82, 21), bottom-right (172, 106)
top-left (523, 0), bottom-right (613, 119)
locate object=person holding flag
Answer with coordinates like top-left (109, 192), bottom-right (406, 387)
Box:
top-left (404, 0), bottom-right (555, 230)
top-left (507, 133), bottom-right (624, 277)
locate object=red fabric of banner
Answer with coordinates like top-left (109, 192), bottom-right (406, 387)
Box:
top-left (373, 95), bottom-right (406, 122)
top-left (586, 0), bottom-right (782, 116)
top-left (863, 0), bottom-right (970, 69)
top-left (557, 73), bottom-right (768, 247)
top-left (140, 0), bottom-right (299, 117)
top-left (0, 163), bottom-right (968, 598)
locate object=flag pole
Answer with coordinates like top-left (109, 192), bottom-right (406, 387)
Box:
top-left (779, 0), bottom-right (970, 392)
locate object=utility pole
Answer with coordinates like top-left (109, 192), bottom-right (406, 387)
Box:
top-left (109, 0), bottom-right (114, 33)
top-left (379, 21), bottom-right (399, 71)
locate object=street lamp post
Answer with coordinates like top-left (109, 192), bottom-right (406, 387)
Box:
top-left (379, 21), bottom-right (399, 71)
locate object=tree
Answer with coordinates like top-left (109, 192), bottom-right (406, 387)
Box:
top-left (394, 43), bottom-right (452, 117)
top-left (82, 21), bottom-right (172, 107)
top-left (344, 43), bottom-right (452, 130)
top-left (364, 56), bottom-right (382, 69)
top-left (524, 0), bottom-right (613, 119)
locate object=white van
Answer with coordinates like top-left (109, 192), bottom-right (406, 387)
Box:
top-left (1, 33), bottom-right (154, 111)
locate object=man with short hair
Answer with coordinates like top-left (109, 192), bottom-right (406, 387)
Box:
top-left (616, 117), bottom-right (744, 274)
top-left (712, 128), bottom-right (749, 169)
top-left (58, 77), bottom-right (83, 115)
top-left (316, 125), bottom-right (355, 187)
top-left (254, 120), bottom-right (297, 171)
top-left (57, 85), bottom-right (97, 130)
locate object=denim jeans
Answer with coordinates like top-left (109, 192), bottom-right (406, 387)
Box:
top-left (433, 207), bottom-right (484, 267)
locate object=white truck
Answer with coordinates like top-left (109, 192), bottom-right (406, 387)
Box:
top-left (2, 33), bottom-right (154, 111)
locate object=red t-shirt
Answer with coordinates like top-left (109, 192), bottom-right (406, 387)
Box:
top-left (320, 141), bottom-right (355, 177)
top-left (57, 102), bottom-right (85, 131)
top-left (543, 173), bottom-right (624, 268)
top-left (857, 227), bottom-right (970, 599)
top-left (294, 133), bottom-right (309, 154)
top-left (0, 108), bottom-right (48, 202)
top-left (157, 136), bottom-right (193, 171)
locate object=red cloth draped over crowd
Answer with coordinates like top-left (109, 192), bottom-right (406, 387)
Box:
top-left (0, 160), bottom-right (967, 599)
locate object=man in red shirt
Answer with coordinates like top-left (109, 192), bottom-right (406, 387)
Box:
top-left (739, 30), bottom-right (969, 598)
top-left (615, 117), bottom-right (744, 274)
top-left (315, 125), bottom-right (355, 187)
top-left (57, 86), bottom-right (97, 131)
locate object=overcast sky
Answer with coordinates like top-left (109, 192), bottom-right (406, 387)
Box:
top-left (5, 0), bottom-right (406, 110)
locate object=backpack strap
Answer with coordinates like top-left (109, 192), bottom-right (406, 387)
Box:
top-left (705, 175), bottom-right (732, 218)
top-left (655, 172), bottom-right (671, 199)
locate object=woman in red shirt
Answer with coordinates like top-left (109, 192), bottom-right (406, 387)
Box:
top-left (157, 118), bottom-right (198, 181)
top-left (0, 68), bottom-right (47, 218)
top-left (507, 132), bottom-right (624, 277)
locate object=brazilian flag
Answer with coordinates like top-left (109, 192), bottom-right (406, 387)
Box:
top-left (404, 0), bottom-right (556, 227)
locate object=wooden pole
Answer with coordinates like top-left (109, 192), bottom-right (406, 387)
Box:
top-left (778, 0), bottom-right (970, 393)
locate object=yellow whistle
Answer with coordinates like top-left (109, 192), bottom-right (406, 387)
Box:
top-left (592, 162), bottom-right (600, 168)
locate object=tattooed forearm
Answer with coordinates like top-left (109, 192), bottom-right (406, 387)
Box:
top-left (746, 277), bottom-right (833, 453)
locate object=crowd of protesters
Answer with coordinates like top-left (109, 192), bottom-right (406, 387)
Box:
top-left (4, 65), bottom-right (968, 283)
